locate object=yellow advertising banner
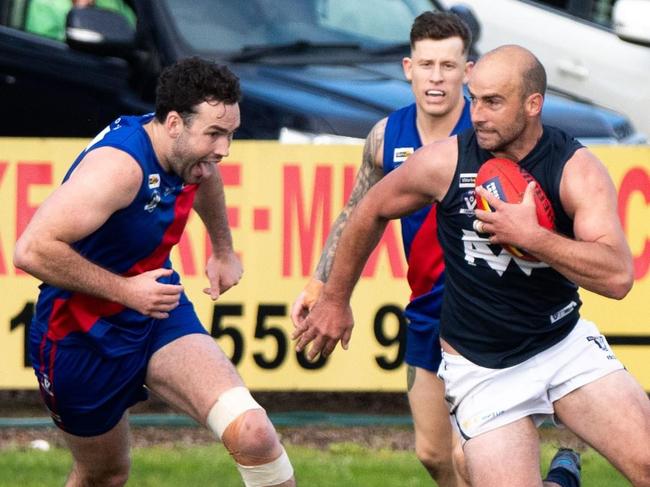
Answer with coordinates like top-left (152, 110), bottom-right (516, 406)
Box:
top-left (0, 139), bottom-right (648, 390)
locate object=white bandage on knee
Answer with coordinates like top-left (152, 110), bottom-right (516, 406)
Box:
top-left (206, 386), bottom-right (263, 439)
top-left (236, 447), bottom-right (294, 487)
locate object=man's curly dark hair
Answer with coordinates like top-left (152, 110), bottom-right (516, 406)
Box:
top-left (154, 57), bottom-right (241, 124)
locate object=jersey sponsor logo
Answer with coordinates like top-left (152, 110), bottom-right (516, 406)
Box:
top-left (462, 229), bottom-right (548, 276)
top-left (148, 173), bottom-right (161, 189)
top-left (550, 301), bottom-right (578, 324)
top-left (393, 147), bottom-right (414, 164)
top-left (144, 189), bottom-right (161, 212)
top-left (459, 172), bottom-right (477, 188)
top-left (460, 189), bottom-right (477, 216)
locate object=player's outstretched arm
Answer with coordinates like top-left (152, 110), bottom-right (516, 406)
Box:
top-left (293, 138), bottom-right (456, 359)
top-left (193, 164), bottom-right (242, 300)
top-left (13, 147), bottom-right (183, 318)
top-left (290, 119), bottom-right (386, 328)
top-left (479, 149), bottom-right (633, 299)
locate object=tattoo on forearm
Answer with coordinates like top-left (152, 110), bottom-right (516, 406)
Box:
top-left (315, 120), bottom-right (386, 281)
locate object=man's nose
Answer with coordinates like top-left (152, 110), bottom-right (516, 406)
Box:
top-left (213, 135), bottom-right (231, 158)
top-left (429, 64), bottom-right (443, 83)
top-left (470, 101), bottom-right (486, 124)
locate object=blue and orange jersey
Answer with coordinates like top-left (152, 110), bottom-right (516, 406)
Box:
top-left (382, 100), bottom-right (471, 324)
top-left (32, 114), bottom-right (197, 356)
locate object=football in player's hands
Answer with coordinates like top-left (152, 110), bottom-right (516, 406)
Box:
top-left (475, 158), bottom-right (555, 261)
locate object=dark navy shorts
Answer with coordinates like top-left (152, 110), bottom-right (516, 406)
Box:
top-left (29, 301), bottom-right (207, 437)
top-left (404, 319), bottom-right (442, 372)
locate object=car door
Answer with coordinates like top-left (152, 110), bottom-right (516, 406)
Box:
top-left (0, 0), bottom-right (144, 137)
top-left (444, 0), bottom-right (650, 138)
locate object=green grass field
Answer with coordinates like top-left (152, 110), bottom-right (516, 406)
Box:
top-left (0, 441), bottom-right (630, 486)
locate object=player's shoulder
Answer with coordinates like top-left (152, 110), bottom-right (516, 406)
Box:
top-left (369, 117), bottom-right (388, 139)
top-left (563, 146), bottom-right (606, 179)
top-left (413, 134), bottom-right (459, 163)
top-left (73, 146), bottom-right (143, 192)
top-left (560, 146), bottom-right (615, 216)
top-left (364, 117), bottom-right (389, 168)
top-left (403, 136), bottom-right (458, 198)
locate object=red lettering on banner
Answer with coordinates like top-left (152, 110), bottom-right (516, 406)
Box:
top-left (343, 165), bottom-right (356, 203)
top-left (283, 165), bottom-right (332, 276)
top-left (16, 163), bottom-right (52, 275)
top-left (0, 162), bottom-right (7, 275)
top-left (220, 163), bottom-right (241, 186)
top-left (618, 167), bottom-right (650, 280)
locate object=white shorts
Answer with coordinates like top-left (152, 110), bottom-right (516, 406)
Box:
top-left (438, 319), bottom-right (624, 441)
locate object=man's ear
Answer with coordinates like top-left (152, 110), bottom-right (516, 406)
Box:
top-left (402, 56), bottom-right (413, 82)
top-left (165, 111), bottom-right (184, 138)
top-left (526, 93), bottom-right (544, 118)
top-left (463, 60), bottom-right (474, 85)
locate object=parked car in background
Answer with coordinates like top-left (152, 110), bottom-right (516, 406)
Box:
top-left (0, 0), bottom-right (644, 144)
top-left (442, 0), bottom-right (650, 139)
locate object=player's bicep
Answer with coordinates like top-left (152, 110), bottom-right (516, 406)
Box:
top-left (561, 150), bottom-right (626, 247)
top-left (365, 148), bottom-right (439, 220)
top-left (25, 148), bottom-right (142, 244)
top-left (344, 119), bottom-right (387, 208)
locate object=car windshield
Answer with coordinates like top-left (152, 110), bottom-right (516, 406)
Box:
top-left (161, 0), bottom-right (437, 54)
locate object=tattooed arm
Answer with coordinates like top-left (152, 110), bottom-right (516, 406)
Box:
top-left (315, 119), bottom-right (387, 280)
top-left (290, 119), bottom-right (387, 326)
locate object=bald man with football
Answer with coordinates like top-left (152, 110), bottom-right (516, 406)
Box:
top-left (293, 45), bottom-right (650, 486)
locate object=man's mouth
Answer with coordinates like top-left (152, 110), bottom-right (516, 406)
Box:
top-left (475, 128), bottom-right (496, 137)
top-left (425, 90), bottom-right (445, 98)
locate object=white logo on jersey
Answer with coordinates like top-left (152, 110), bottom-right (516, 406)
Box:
top-left (460, 189), bottom-right (477, 216)
top-left (459, 173), bottom-right (477, 188)
top-left (144, 190), bottom-right (161, 212)
top-left (393, 147), bottom-right (414, 163)
top-left (550, 301), bottom-right (578, 323)
top-left (462, 229), bottom-right (548, 276)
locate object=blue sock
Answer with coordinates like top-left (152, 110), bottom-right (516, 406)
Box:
top-left (545, 468), bottom-right (579, 487)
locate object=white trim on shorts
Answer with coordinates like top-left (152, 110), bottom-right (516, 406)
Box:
top-left (438, 318), bottom-right (624, 441)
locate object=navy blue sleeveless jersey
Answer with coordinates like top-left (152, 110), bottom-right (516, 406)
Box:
top-left (32, 114), bottom-right (198, 357)
top-left (383, 100), bottom-right (471, 326)
top-left (437, 126), bottom-right (583, 368)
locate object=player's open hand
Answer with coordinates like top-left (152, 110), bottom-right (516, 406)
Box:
top-left (203, 251), bottom-right (243, 300)
top-left (124, 268), bottom-right (183, 319)
top-left (293, 294), bottom-right (354, 360)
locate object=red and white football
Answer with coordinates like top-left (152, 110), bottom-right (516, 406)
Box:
top-left (475, 158), bottom-right (555, 261)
